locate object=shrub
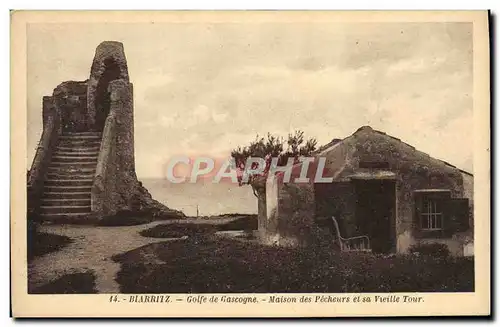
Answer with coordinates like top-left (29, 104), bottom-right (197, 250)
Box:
top-left (139, 215), bottom-right (258, 238)
top-left (30, 272), bottom-right (97, 294)
top-left (97, 207), bottom-right (186, 227)
top-left (97, 210), bottom-right (154, 226)
top-left (139, 223), bottom-right (217, 238)
top-left (217, 215), bottom-right (257, 232)
top-left (408, 243), bottom-right (451, 258)
top-left (113, 238), bottom-right (474, 293)
top-left (28, 232), bottom-right (72, 262)
top-left (27, 213), bottom-right (72, 261)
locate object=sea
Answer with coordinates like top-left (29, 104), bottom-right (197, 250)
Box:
top-left (140, 178), bottom-right (258, 217)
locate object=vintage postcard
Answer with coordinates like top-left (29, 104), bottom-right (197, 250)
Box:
top-left (11, 10), bottom-right (490, 317)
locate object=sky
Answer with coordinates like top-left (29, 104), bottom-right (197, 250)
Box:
top-left (27, 22), bottom-right (473, 178)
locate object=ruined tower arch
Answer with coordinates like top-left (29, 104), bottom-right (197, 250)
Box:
top-left (28, 40), bottom-right (185, 222)
top-left (94, 58), bottom-right (121, 131)
top-left (87, 41), bottom-right (129, 131)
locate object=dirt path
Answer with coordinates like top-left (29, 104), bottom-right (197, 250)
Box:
top-left (28, 221), bottom-right (184, 293)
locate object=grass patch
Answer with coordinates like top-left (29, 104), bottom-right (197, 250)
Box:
top-left (113, 238), bottom-right (474, 293)
top-left (217, 215), bottom-right (257, 231)
top-left (139, 215), bottom-right (257, 238)
top-left (27, 232), bottom-right (72, 262)
top-left (140, 223), bottom-right (217, 238)
top-left (96, 208), bottom-right (185, 227)
top-left (30, 272), bottom-right (97, 294)
top-left (97, 212), bottom-right (155, 227)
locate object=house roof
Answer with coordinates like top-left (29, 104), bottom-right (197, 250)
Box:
top-left (319, 126), bottom-right (473, 177)
top-left (270, 125), bottom-right (472, 184)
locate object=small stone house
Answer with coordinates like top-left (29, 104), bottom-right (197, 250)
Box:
top-left (265, 126), bottom-right (473, 256)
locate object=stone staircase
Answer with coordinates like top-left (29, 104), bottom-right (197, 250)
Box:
top-left (39, 132), bottom-right (101, 220)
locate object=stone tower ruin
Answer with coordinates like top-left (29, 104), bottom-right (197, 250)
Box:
top-left (27, 41), bottom-right (184, 222)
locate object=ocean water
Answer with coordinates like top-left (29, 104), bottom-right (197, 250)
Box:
top-left (140, 178), bottom-right (258, 217)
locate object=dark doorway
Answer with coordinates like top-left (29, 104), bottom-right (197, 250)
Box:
top-left (94, 58), bottom-right (121, 131)
top-left (354, 179), bottom-right (396, 253)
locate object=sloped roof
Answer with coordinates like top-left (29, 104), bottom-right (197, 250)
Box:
top-left (319, 125), bottom-right (472, 177)
top-left (270, 125), bottom-right (471, 184)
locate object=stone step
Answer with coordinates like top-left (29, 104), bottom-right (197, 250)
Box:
top-left (40, 205), bottom-right (91, 214)
top-left (51, 156), bottom-right (98, 163)
top-left (45, 179), bottom-right (93, 187)
top-left (39, 212), bottom-right (90, 219)
top-left (53, 150), bottom-right (100, 157)
top-left (58, 137), bottom-right (101, 142)
top-left (58, 140), bottom-right (101, 147)
top-left (41, 198), bottom-right (91, 206)
top-left (58, 138), bottom-right (101, 144)
top-left (47, 171), bottom-right (95, 179)
top-left (43, 185), bottom-right (92, 193)
top-left (47, 166), bottom-right (96, 173)
top-left (49, 161), bottom-right (97, 168)
top-left (42, 191), bottom-right (91, 200)
top-left (56, 146), bottom-right (100, 152)
top-left (59, 134), bottom-right (102, 140)
top-left (59, 134), bottom-right (101, 139)
top-left (62, 131), bottom-right (101, 136)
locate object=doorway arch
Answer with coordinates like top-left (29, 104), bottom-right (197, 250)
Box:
top-left (93, 58), bottom-right (121, 131)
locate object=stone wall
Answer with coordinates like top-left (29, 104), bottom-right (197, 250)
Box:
top-left (263, 183), bottom-right (315, 246)
top-left (462, 172), bottom-right (474, 201)
top-left (87, 41), bottom-right (129, 130)
top-left (91, 112), bottom-right (117, 215)
top-left (395, 169), bottom-right (463, 250)
top-left (91, 80), bottom-right (136, 216)
top-left (461, 172), bottom-right (474, 232)
top-left (265, 170), bottom-right (316, 247)
top-left (53, 81), bottom-right (89, 132)
top-left (27, 95), bottom-right (61, 215)
top-left (87, 42), bottom-right (184, 220)
top-left (28, 40), bottom-right (186, 223)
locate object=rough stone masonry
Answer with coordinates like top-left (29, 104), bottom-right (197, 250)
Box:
top-left (27, 41), bottom-right (185, 222)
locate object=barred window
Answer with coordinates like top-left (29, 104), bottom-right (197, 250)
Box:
top-left (421, 198), bottom-right (444, 230)
top-left (414, 189), bottom-right (470, 237)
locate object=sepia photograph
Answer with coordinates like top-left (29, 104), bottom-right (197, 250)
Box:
top-left (11, 10), bottom-right (490, 317)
